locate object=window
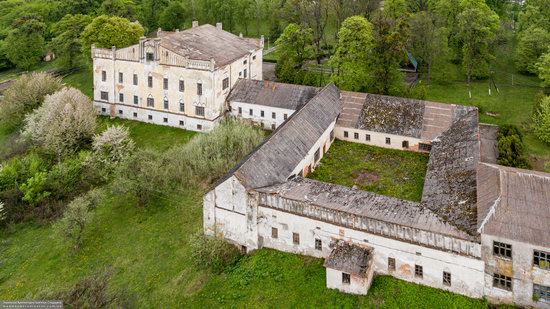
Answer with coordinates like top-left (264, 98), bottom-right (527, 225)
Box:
top-left (493, 241), bottom-right (512, 259)
top-left (284, 113), bottom-right (288, 120)
top-left (315, 239), bottom-right (322, 250)
top-left (366, 134), bottom-right (371, 141)
top-left (385, 137), bottom-right (391, 145)
top-left (493, 273), bottom-right (512, 291)
top-left (118, 72), bottom-right (123, 83)
top-left (271, 124), bottom-right (276, 130)
top-left (163, 78), bottom-right (168, 90)
top-left (402, 140), bottom-right (409, 148)
top-left (163, 117), bottom-right (168, 123)
top-left (179, 120), bottom-right (184, 126)
top-left (253, 55), bottom-right (256, 60)
top-left (534, 250), bottom-right (550, 270)
top-left (249, 109), bottom-right (253, 116)
top-left (148, 115), bottom-right (153, 120)
top-left (179, 101), bottom-right (185, 112)
top-left (271, 227), bottom-right (278, 239)
top-left (133, 74), bottom-right (138, 85)
top-left (344, 131), bottom-right (349, 138)
top-left (261, 110), bottom-right (264, 117)
top-left (197, 83), bottom-right (203, 95)
top-left (419, 143), bottom-right (432, 152)
top-left (119, 93), bottom-right (124, 103)
top-left (146, 52), bottom-right (154, 61)
top-left (534, 284), bottom-right (550, 302)
top-left (223, 78), bottom-right (229, 90)
top-left (342, 273), bottom-right (351, 285)
top-left (244, 69), bottom-right (247, 78)
top-left (100, 91), bottom-right (109, 101)
top-left (243, 60), bottom-right (247, 64)
top-left (195, 106), bottom-right (205, 117)
top-left (443, 272), bottom-right (451, 286)
top-left (118, 109), bottom-right (123, 115)
top-left (163, 98), bottom-right (169, 110)
top-left (101, 107), bottom-right (106, 113)
top-left (197, 124), bottom-right (203, 130)
top-left (292, 233), bottom-right (300, 244)
top-left (354, 132), bottom-right (359, 140)
top-left (133, 112), bottom-right (137, 118)
top-left (133, 95), bottom-right (138, 105)
top-left (179, 80), bottom-right (185, 92)
top-left (239, 71), bottom-right (242, 77)
top-left (388, 257), bottom-right (396, 272)
top-left (238, 107), bottom-right (242, 115)
top-left (148, 76), bottom-right (153, 88)
top-left (314, 148), bottom-right (320, 162)
top-left (147, 97), bottom-right (154, 107)
top-left (272, 112), bottom-right (276, 119)
top-left (101, 71), bottom-right (106, 82)
top-left (415, 265), bottom-right (423, 278)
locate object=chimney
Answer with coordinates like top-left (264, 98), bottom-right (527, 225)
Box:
top-left (192, 20), bottom-right (199, 28)
top-left (176, 29), bottom-right (179, 32)
top-left (157, 27), bottom-right (162, 37)
top-left (239, 33), bottom-right (243, 38)
top-left (260, 35), bottom-right (265, 49)
top-left (216, 22), bottom-right (223, 30)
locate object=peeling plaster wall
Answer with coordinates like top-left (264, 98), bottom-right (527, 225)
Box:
top-left (290, 121), bottom-right (336, 177)
top-left (229, 101), bottom-right (296, 130)
top-left (326, 268), bottom-right (372, 295)
top-left (482, 234), bottom-right (550, 308)
top-left (334, 126), bottom-right (426, 152)
top-left (257, 206), bottom-right (485, 298)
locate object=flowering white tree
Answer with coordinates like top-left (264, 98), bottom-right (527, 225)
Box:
top-left (22, 87), bottom-right (97, 160)
top-left (92, 125), bottom-right (135, 166)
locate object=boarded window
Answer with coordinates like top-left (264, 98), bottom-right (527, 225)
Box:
top-left (271, 227), bottom-right (278, 239)
top-left (101, 71), bottom-right (106, 81)
top-left (292, 233), bottom-right (300, 244)
top-left (415, 265), bottom-right (423, 278)
top-left (163, 78), bottom-right (168, 90)
top-left (315, 239), bottom-right (322, 250)
top-left (133, 74), bottom-right (138, 85)
top-left (223, 77), bottom-right (229, 90)
top-left (534, 250), bottom-right (550, 270)
top-left (388, 257), bottom-right (396, 272)
top-left (493, 273), bottom-right (512, 291)
top-left (534, 284), bottom-right (550, 302)
top-left (443, 271), bottom-right (451, 286)
top-left (342, 273), bottom-right (350, 285)
top-left (197, 83), bottom-right (203, 95)
top-left (493, 241), bottom-right (512, 259)
top-left (386, 137), bottom-right (391, 145)
top-left (100, 91), bottom-right (108, 101)
top-left (195, 106), bottom-right (205, 117)
top-left (147, 97), bottom-right (154, 107)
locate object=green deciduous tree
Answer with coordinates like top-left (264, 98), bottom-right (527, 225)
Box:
top-left (514, 27), bottom-right (550, 74)
top-left (537, 50), bottom-right (550, 89)
top-left (158, 1), bottom-right (191, 31)
top-left (4, 17), bottom-right (47, 70)
top-left (50, 14), bottom-right (93, 69)
top-left (56, 195), bottom-right (93, 250)
top-left (497, 125), bottom-right (531, 169)
top-left (80, 15), bottom-right (144, 59)
top-left (275, 23), bottom-right (314, 83)
top-left (99, 0), bottom-right (138, 20)
top-left (533, 96), bottom-right (550, 144)
top-left (329, 16), bottom-right (374, 91)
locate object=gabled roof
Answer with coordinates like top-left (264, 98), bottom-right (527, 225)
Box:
top-left (324, 241), bottom-right (372, 277)
top-left (228, 83), bottom-right (341, 189)
top-left (228, 79), bottom-right (319, 110)
top-left (477, 163), bottom-right (550, 248)
top-left (158, 25), bottom-right (260, 67)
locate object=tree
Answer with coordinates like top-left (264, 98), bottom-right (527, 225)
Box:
top-left (22, 88), bottom-right (97, 160)
top-left (329, 16), bottom-right (374, 91)
top-left (290, 0), bottom-right (330, 63)
top-left (0, 201), bottom-right (6, 227)
top-left (50, 14), bottom-right (93, 69)
top-left (517, 0), bottom-right (550, 33)
top-left (92, 125), bottom-right (135, 168)
top-left (59, 0), bottom-right (102, 15)
top-left (537, 50), bottom-right (550, 89)
top-left (99, 0), bottom-right (138, 20)
top-left (189, 232), bottom-right (242, 274)
top-left (457, 0), bottom-right (499, 86)
top-left (407, 11), bottom-right (450, 81)
top-left (141, 0), bottom-right (170, 31)
top-left (158, 1), bottom-right (191, 31)
top-left (497, 125), bottom-right (531, 169)
top-left (514, 27), bottom-right (550, 74)
top-left (533, 96), bottom-right (550, 144)
top-left (0, 72), bottom-right (62, 128)
top-left (3, 17), bottom-right (46, 70)
top-left (56, 196), bottom-right (93, 250)
top-left (80, 15), bottom-right (144, 59)
top-left (275, 23), bottom-right (314, 83)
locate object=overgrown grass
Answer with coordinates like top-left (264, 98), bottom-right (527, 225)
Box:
top-left (308, 140), bottom-right (429, 202)
top-left (62, 66), bottom-right (93, 98)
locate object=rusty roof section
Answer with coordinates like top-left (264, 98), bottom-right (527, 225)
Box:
top-left (228, 83), bottom-right (341, 189)
top-left (324, 241), bottom-right (372, 277)
top-left (477, 163), bottom-right (550, 247)
top-left (257, 177), bottom-right (475, 240)
top-left (421, 109), bottom-right (480, 235)
top-left (228, 79), bottom-right (319, 110)
top-left (158, 24), bottom-right (260, 67)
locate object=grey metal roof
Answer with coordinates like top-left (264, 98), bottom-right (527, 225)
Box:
top-left (159, 25), bottom-right (260, 67)
top-left (256, 177), bottom-right (474, 240)
top-left (228, 79), bottom-right (319, 110)
top-left (421, 109), bottom-right (480, 235)
top-left (230, 83), bottom-right (341, 189)
top-left (324, 241), bottom-right (372, 277)
top-left (477, 163), bottom-right (550, 248)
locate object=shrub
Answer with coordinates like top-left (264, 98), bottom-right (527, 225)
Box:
top-left (22, 87), bottom-right (97, 160)
top-left (497, 125), bottom-right (531, 169)
top-left (189, 232), bottom-right (243, 274)
top-left (91, 125), bottom-right (135, 170)
top-left (0, 72), bottom-right (62, 128)
top-left (0, 201), bottom-right (6, 227)
top-left (20, 171), bottom-right (51, 205)
top-left (56, 195), bottom-right (93, 250)
top-left (533, 96), bottom-right (550, 144)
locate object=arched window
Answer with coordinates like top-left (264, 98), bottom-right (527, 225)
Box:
top-left (179, 99), bottom-right (185, 112)
top-left (163, 97), bottom-right (169, 110)
top-left (147, 94), bottom-right (154, 107)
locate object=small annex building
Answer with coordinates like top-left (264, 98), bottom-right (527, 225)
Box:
top-left (207, 79), bottom-right (550, 307)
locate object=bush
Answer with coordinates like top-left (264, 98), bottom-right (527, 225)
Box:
top-left (497, 125), bottom-right (531, 169)
top-left (90, 125), bottom-right (135, 176)
top-left (0, 72), bottom-right (62, 128)
top-left (189, 232), bottom-right (243, 274)
top-left (56, 195), bottom-right (93, 250)
top-left (0, 201), bottom-right (6, 227)
top-left (22, 87), bottom-right (97, 160)
top-left (533, 96), bottom-right (550, 144)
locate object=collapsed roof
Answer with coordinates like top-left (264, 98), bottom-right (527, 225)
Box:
top-left (324, 241), bottom-right (373, 277)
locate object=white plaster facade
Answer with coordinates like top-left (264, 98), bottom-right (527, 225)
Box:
top-left (229, 101), bottom-right (295, 130)
top-left (334, 126), bottom-right (427, 152)
top-left (326, 268), bottom-right (374, 295)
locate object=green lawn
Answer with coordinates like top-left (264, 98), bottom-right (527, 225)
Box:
top-left (63, 66), bottom-right (93, 98)
top-left (308, 140), bottom-right (429, 202)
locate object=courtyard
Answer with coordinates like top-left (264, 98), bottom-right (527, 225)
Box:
top-left (308, 140), bottom-right (429, 202)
